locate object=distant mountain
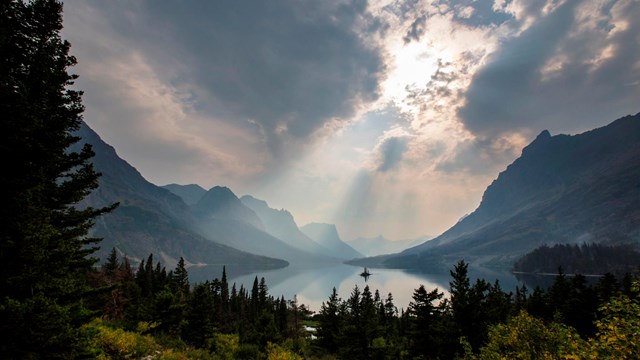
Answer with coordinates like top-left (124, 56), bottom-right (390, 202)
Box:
top-left (347, 235), bottom-right (427, 257)
top-left (240, 195), bottom-right (338, 258)
top-left (76, 122), bottom-right (287, 271)
top-left (193, 186), bottom-right (265, 230)
top-left (353, 113), bottom-right (640, 271)
top-left (192, 188), bottom-right (334, 264)
top-left (300, 223), bottom-right (363, 260)
top-left (162, 183), bottom-right (206, 205)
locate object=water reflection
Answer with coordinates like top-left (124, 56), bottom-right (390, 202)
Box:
top-left (188, 263), bottom-right (525, 312)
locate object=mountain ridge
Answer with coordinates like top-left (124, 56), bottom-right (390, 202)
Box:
top-left (76, 122), bottom-right (288, 271)
top-left (351, 113), bottom-right (640, 270)
top-left (161, 183), bottom-right (207, 205)
top-left (239, 195), bottom-right (339, 259)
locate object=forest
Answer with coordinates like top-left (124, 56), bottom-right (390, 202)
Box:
top-left (513, 243), bottom-right (640, 276)
top-left (73, 252), bottom-right (639, 359)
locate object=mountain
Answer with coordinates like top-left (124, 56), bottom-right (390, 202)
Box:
top-left (300, 223), bottom-right (363, 260)
top-left (192, 188), bottom-right (334, 263)
top-left (76, 122), bottom-right (287, 270)
top-left (347, 235), bottom-right (427, 257)
top-left (239, 195), bottom-right (339, 258)
top-left (354, 113), bottom-right (640, 271)
top-left (192, 186), bottom-right (265, 230)
top-left (162, 183), bottom-right (206, 205)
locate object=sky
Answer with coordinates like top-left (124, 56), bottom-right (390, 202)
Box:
top-left (62, 0), bottom-right (640, 241)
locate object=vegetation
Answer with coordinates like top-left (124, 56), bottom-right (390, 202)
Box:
top-left (76, 256), bottom-right (639, 359)
top-left (1, 0), bottom-right (115, 357)
top-left (514, 243), bottom-right (640, 276)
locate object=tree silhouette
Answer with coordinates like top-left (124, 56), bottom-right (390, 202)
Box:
top-left (0, 1), bottom-right (115, 357)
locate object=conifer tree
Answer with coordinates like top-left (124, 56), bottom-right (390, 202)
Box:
top-left (103, 247), bottom-right (120, 277)
top-left (317, 287), bottom-right (344, 353)
top-left (183, 283), bottom-right (215, 348)
top-left (171, 256), bottom-right (190, 297)
top-left (0, 1), bottom-right (115, 357)
top-left (408, 285), bottom-right (445, 357)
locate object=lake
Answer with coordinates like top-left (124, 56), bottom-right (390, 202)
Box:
top-left (188, 263), bottom-right (525, 312)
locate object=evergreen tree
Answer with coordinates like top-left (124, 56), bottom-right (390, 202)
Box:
top-left (449, 260), bottom-right (472, 349)
top-left (358, 285), bottom-right (378, 357)
top-left (103, 247), bottom-right (120, 277)
top-left (250, 276), bottom-right (260, 319)
top-left (183, 283), bottom-right (215, 348)
top-left (342, 285), bottom-right (363, 359)
top-left (407, 285), bottom-right (445, 357)
top-left (317, 287), bottom-right (344, 353)
top-left (0, 1), bottom-right (115, 357)
top-left (171, 256), bottom-right (190, 297)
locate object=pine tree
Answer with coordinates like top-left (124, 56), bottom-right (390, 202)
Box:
top-left (317, 287), bottom-right (344, 353)
top-left (0, 0), bottom-right (117, 357)
top-left (171, 256), bottom-right (190, 297)
top-left (408, 285), bottom-right (445, 357)
top-left (103, 247), bottom-right (120, 277)
top-left (183, 283), bottom-right (215, 348)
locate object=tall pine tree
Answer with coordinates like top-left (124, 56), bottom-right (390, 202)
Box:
top-left (0, 1), bottom-right (114, 357)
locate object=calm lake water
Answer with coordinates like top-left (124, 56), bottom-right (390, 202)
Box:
top-left (188, 263), bottom-right (525, 312)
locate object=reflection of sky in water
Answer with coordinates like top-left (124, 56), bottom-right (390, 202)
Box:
top-left (189, 264), bottom-right (523, 312)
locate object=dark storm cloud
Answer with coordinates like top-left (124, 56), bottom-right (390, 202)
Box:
top-left (377, 136), bottom-right (409, 172)
top-left (84, 0), bottom-right (385, 156)
top-left (458, 0), bottom-right (640, 137)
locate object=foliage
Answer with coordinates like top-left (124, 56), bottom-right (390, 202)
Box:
top-left (467, 311), bottom-right (588, 360)
top-left (588, 281), bottom-right (640, 358)
top-left (266, 342), bottom-right (303, 360)
top-left (84, 318), bottom-right (217, 359)
top-left (211, 333), bottom-right (239, 360)
top-left (84, 318), bottom-right (159, 359)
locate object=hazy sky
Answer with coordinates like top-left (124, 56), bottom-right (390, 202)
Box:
top-left (62, 0), bottom-right (639, 241)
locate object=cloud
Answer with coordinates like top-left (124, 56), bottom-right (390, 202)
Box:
top-left (459, 0), bottom-right (640, 137)
top-left (82, 0), bottom-right (385, 157)
top-left (376, 136), bottom-right (410, 172)
top-left (61, 0), bottom-right (640, 241)
top-left (403, 15), bottom-right (427, 44)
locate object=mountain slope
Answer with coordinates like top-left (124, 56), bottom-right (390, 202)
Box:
top-left (300, 223), bottom-right (363, 260)
top-left (76, 122), bottom-right (287, 270)
top-left (358, 113), bottom-right (640, 270)
top-left (240, 195), bottom-right (338, 258)
top-left (162, 183), bottom-right (207, 205)
top-left (193, 186), bottom-right (265, 230)
top-left (192, 188), bottom-right (334, 263)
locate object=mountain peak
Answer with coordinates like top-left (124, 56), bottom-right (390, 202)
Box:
top-left (209, 185), bottom-right (233, 194)
top-left (162, 183), bottom-right (207, 205)
top-left (536, 129), bottom-right (551, 140)
top-left (192, 186), bottom-right (265, 230)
